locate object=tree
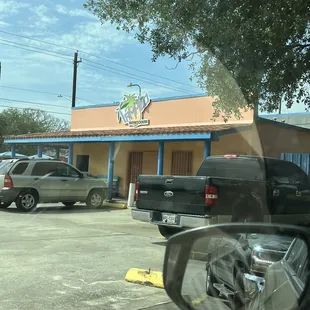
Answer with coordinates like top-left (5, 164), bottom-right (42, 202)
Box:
top-left (0, 108), bottom-right (70, 155)
top-left (84, 0), bottom-right (310, 121)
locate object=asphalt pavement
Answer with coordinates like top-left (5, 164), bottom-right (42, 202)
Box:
top-left (0, 204), bottom-right (171, 310)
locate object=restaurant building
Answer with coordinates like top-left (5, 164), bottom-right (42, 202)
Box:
top-left (5, 91), bottom-right (310, 199)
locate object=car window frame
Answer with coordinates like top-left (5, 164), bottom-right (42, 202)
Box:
top-left (11, 162), bottom-right (29, 175)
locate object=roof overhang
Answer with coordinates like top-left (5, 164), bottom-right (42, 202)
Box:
top-left (4, 132), bottom-right (212, 144)
top-left (3, 123), bottom-right (254, 145)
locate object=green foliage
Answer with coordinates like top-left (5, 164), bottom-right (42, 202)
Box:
top-left (0, 108), bottom-right (70, 155)
top-left (84, 0), bottom-right (310, 120)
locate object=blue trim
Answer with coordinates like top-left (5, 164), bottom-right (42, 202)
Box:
top-left (107, 142), bottom-right (115, 201)
top-left (204, 140), bottom-right (211, 158)
top-left (157, 141), bottom-right (164, 175)
top-left (4, 133), bottom-right (211, 144)
top-left (68, 143), bottom-right (73, 165)
top-left (10, 144), bottom-right (16, 158)
top-left (72, 93), bottom-right (207, 110)
top-left (37, 145), bottom-right (43, 158)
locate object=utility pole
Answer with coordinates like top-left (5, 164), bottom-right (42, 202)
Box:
top-left (71, 52), bottom-right (82, 108)
top-left (278, 100), bottom-right (282, 114)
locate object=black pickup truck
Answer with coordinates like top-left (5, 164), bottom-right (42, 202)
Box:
top-left (131, 155), bottom-right (310, 238)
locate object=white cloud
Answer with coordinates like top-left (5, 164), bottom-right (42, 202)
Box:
top-left (55, 4), bottom-right (96, 19)
top-left (0, 21), bottom-right (10, 27)
top-left (0, 1), bottom-right (29, 14)
top-left (29, 4), bottom-right (58, 29)
top-left (55, 4), bottom-right (67, 15)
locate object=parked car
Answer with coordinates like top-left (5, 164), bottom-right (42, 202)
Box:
top-left (132, 154), bottom-right (310, 238)
top-left (246, 236), bottom-right (309, 310)
top-left (205, 234), bottom-right (294, 308)
top-left (0, 158), bottom-right (108, 211)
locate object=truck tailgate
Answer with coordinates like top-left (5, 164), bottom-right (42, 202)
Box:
top-left (136, 175), bottom-right (207, 215)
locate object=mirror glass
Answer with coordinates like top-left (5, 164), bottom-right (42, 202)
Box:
top-left (181, 232), bottom-right (309, 310)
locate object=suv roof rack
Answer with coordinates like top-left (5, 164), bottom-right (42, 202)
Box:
top-left (13, 157), bottom-right (60, 162)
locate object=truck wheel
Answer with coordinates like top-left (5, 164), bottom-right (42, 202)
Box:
top-left (86, 189), bottom-right (104, 208)
top-left (157, 225), bottom-right (183, 239)
top-left (0, 202), bottom-right (11, 209)
top-left (15, 190), bottom-right (38, 212)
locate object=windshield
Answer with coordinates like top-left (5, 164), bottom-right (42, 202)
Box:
top-left (0, 0), bottom-right (309, 309)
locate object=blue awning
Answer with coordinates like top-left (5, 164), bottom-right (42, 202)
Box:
top-left (0, 151), bottom-right (27, 158)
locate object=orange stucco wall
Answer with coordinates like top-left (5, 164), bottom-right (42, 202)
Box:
top-left (71, 96), bottom-right (254, 131)
top-left (257, 123), bottom-right (310, 158)
top-left (73, 130), bottom-right (255, 197)
top-left (73, 123), bottom-right (310, 197)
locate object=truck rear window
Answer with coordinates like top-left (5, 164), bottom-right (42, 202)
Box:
top-left (197, 159), bottom-right (263, 181)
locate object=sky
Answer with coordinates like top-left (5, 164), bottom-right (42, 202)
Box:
top-left (0, 0), bottom-right (307, 123)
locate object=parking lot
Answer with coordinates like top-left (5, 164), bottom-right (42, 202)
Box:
top-left (0, 204), bottom-right (172, 310)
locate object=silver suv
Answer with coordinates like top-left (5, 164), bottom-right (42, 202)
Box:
top-left (0, 158), bottom-right (108, 212)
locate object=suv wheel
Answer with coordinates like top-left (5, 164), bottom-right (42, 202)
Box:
top-left (16, 191), bottom-right (38, 212)
top-left (86, 190), bottom-right (104, 208)
top-left (0, 202), bottom-right (11, 209)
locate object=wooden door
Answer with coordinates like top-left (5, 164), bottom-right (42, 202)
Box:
top-left (171, 151), bottom-right (193, 176)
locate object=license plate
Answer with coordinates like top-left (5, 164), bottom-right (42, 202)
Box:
top-left (162, 213), bottom-right (177, 224)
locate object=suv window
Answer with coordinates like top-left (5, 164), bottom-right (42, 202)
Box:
top-left (0, 160), bottom-right (15, 175)
top-left (11, 162), bottom-right (29, 175)
top-left (51, 163), bottom-right (80, 178)
top-left (197, 158), bottom-right (263, 180)
top-left (266, 160), bottom-right (308, 185)
top-left (31, 162), bottom-right (63, 176)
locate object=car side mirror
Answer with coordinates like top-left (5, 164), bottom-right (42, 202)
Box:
top-left (163, 224), bottom-right (310, 310)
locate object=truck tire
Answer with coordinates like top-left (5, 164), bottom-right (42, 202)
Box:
top-left (158, 225), bottom-right (183, 239)
top-left (15, 190), bottom-right (38, 212)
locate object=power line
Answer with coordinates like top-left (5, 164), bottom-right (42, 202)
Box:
top-left (83, 59), bottom-right (194, 95)
top-left (1, 37), bottom-right (195, 95)
top-left (0, 29), bottom-right (198, 91)
top-left (0, 38), bottom-right (71, 59)
top-left (83, 60), bottom-right (194, 95)
top-left (0, 42), bottom-right (71, 61)
top-left (0, 97), bottom-right (71, 111)
top-left (0, 103), bottom-right (70, 116)
top-left (0, 85), bottom-right (104, 106)
top-left (1, 35), bottom-right (197, 95)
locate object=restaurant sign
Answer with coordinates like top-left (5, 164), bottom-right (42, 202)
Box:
top-left (115, 92), bottom-right (151, 128)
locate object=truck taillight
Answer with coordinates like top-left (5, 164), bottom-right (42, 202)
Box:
top-left (205, 185), bottom-right (218, 206)
top-left (4, 175), bottom-right (13, 189)
top-left (135, 182), bottom-right (140, 200)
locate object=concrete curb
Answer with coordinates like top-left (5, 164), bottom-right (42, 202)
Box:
top-left (125, 268), bottom-right (164, 289)
top-left (102, 201), bottom-right (128, 209)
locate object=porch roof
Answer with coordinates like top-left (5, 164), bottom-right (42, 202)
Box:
top-left (4, 123), bottom-right (253, 144)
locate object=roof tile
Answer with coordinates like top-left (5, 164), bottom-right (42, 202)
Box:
top-left (4, 124), bottom-right (253, 140)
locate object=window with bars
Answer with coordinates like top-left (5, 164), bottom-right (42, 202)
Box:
top-left (128, 151), bottom-right (143, 183)
top-left (171, 151), bottom-right (193, 176)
